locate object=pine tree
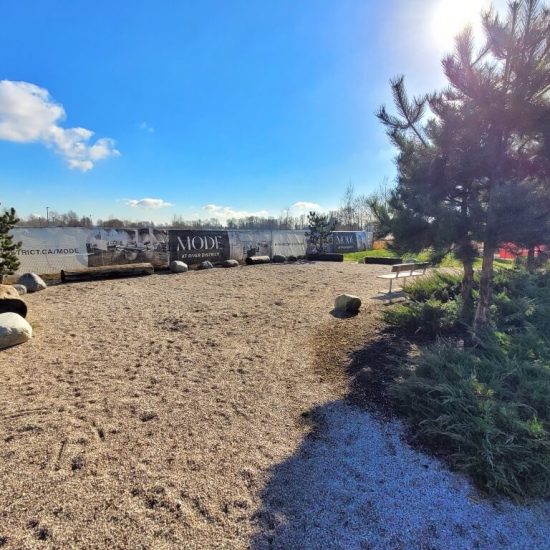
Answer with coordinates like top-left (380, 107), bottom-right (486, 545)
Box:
top-left (0, 208), bottom-right (21, 283)
top-left (306, 211), bottom-right (337, 253)
top-left (376, 76), bottom-right (482, 322)
top-left (446, 1), bottom-right (550, 330)
top-left (377, 0), bottom-right (550, 332)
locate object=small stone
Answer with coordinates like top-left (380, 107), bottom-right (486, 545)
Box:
top-left (0, 312), bottom-right (32, 349)
top-left (355, 367), bottom-right (371, 387)
top-left (198, 261), bottom-right (214, 270)
top-left (140, 411), bottom-right (157, 422)
top-left (170, 260), bottom-right (188, 273)
top-left (17, 273), bottom-right (47, 293)
top-left (222, 259), bottom-right (239, 268)
top-left (11, 284), bottom-right (27, 295)
top-left (334, 294), bottom-right (362, 314)
top-left (271, 254), bottom-right (286, 263)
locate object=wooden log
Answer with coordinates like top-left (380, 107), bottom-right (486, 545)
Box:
top-left (0, 285), bottom-right (27, 318)
top-left (306, 253), bottom-right (343, 262)
top-left (0, 298), bottom-right (27, 318)
top-left (245, 256), bottom-right (271, 265)
top-left (362, 257), bottom-right (402, 265)
top-left (61, 263), bottom-right (154, 283)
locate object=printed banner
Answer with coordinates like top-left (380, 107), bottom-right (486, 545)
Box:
top-left (271, 230), bottom-right (307, 258)
top-left (87, 228), bottom-right (168, 268)
top-left (169, 230), bottom-right (230, 264)
top-left (330, 232), bottom-right (359, 253)
top-left (227, 230), bottom-right (272, 261)
top-left (11, 227), bottom-right (89, 274)
top-left (10, 227), bottom-right (373, 275)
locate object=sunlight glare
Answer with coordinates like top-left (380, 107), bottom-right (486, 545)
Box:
top-left (431, 0), bottom-right (491, 51)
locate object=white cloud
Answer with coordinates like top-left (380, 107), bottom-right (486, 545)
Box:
top-left (290, 201), bottom-right (321, 212)
top-left (0, 80), bottom-right (120, 171)
top-left (202, 204), bottom-right (269, 220)
top-left (138, 121), bottom-right (154, 133)
top-left (125, 198), bottom-right (173, 209)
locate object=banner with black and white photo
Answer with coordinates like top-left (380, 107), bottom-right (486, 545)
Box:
top-left (11, 227), bottom-right (90, 274)
top-left (271, 230), bottom-right (307, 258)
top-left (227, 230), bottom-right (272, 261)
top-left (330, 232), bottom-right (359, 253)
top-left (87, 228), bottom-right (168, 268)
top-left (169, 230), bottom-right (230, 264)
top-left (10, 227), bottom-right (373, 275)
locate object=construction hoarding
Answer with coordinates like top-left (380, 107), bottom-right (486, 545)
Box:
top-left (10, 228), bottom-right (372, 274)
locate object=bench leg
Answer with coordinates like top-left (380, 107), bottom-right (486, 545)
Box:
top-left (389, 279), bottom-right (393, 294)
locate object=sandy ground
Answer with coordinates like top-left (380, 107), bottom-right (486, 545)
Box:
top-left (1, 262), bottom-right (549, 549)
top-left (0, 262), bottom-right (386, 549)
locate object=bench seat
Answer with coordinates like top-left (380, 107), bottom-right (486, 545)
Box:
top-left (375, 262), bottom-right (430, 295)
top-left (377, 270), bottom-right (428, 280)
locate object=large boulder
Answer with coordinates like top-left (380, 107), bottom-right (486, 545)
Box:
top-left (198, 261), bottom-right (214, 270)
top-left (334, 294), bottom-right (362, 314)
top-left (170, 261), bottom-right (188, 273)
top-left (222, 259), bottom-right (239, 268)
top-left (17, 273), bottom-right (47, 293)
top-left (0, 285), bottom-right (27, 318)
top-left (0, 312), bottom-right (32, 349)
top-left (272, 254), bottom-right (286, 263)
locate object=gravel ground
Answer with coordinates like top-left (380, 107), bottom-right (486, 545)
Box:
top-left (1, 262), bottom-right (549, 549)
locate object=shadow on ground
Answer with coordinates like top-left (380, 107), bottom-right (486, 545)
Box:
top-left (250, 331), bottom-right (550, 549)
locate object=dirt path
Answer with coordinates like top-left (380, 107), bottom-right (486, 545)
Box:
top-left (0, 262), bottom-right (387, 548)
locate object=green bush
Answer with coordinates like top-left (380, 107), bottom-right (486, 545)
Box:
top-left (402, 271), bottom-right (463, 303)
top-left (393, 345), bottom-right (550, 499)
top-left (385, 269), bottom-right (550, 499)
top-left (383, 299), bottom-right (460, 335)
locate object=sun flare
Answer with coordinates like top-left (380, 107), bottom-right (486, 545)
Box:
top-left (431, 0), bottom-right (491, 51)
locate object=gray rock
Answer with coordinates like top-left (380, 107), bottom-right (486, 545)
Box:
top-left (17, 273), bottom-right (47, 293)
top-left (198, 261), bottom-right (214, 270)
top-left (287, 255), bottom-right (298, 262)
top-left (272, 254), bottom-right (286, 263)
top-left (222, 259), bottom-right (239, 268)
top-left (12, 284), bottom-right (27, 295)
top-left (334, 294), bottom-right (362, 314)
top-left (0, 312), bottom-right (32, 349)
top-left (170, 260), bottom-right (188, 273)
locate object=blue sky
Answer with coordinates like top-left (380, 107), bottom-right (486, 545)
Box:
top-left (0, 0), bottom-right (502, 224)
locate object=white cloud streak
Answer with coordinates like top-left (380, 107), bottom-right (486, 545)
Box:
top-left (202, 204), bottom-right (269, 220)
top-left (0, 80), bottom-right (120, 171)
top-left (290, 201), bottom-right (321, 212)
top-left (138, 121), bottom-right (155, 133)
top-left (125, 198), bottom-right (173, 209)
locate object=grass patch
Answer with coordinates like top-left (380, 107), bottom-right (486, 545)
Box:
top-left (383, 269), bottom-right (550, 499)
top-left (344, 249), bottom-right (399, 262)
top-left (344, 248), bottom-right (515, 270)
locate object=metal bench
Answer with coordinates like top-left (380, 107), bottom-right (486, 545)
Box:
top-left (376, 262), bottom-right (429, 294)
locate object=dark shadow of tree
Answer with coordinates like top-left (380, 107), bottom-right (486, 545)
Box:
top-left (250, 330), bottom-right (528, 550)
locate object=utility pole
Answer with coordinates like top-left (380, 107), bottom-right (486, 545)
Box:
top-left (46, 206), bottom-right (50, 227)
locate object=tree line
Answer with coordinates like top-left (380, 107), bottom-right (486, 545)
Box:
top-left (14, 186), bottom-right (378, 232)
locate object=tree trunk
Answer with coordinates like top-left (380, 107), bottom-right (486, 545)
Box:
top-left (526, 244), bottom-right (536, 273)
top-left (474, 244), bottom-right (495, 332)
top-left (460, 259), bottom-right (475, 324)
